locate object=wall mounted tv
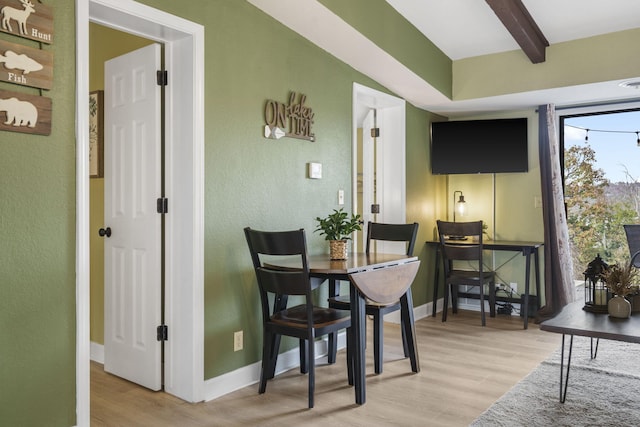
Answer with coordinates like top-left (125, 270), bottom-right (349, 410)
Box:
top-left (430, 117), bottom-right (528, 174)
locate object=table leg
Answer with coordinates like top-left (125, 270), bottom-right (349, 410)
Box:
top-left (350, 282), bottom-right (366, 405)
top-left (590, 337), bottom-right (599, 359)
top-left (523, 251), bottom-right (532, 329)
top-left (534, 247), bottom-right (541, 309)
top-left (400, 288), bottom-right (420, 372)
top-left (559, 334), bottom-right (574, 403)
top-left (327, 278), bottom-right (338, 364)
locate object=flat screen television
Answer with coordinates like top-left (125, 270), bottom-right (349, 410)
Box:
top-left (430, 117), bottom-right (528, 174)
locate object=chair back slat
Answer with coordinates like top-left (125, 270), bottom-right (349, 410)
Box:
top-left (436, 220), bottom-right (485, 273)
top-left (256, 267), bottom-right (309, 296)
top-left (244, 227), bottom-right (312, 319)
top-left (366, 221), bottom-right (419, 256)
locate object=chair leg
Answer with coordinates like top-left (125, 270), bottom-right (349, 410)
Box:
top-left (265, 332), bottom-right (280, 380)
top-left (479, 285), bottom-right (486, 326)
top-left (451, 285), bottom-right (459, 314)
top-left (300, 339), bottom-right (308, 374)
top-left (401, 324), bottom-right (409, 358)
top-left (346, 327), bottom-right (354, 386)
top-left (307, 337), bottom-right (315, 408)
top-left (442, 283), bottom-right (449, 322)
top-left (328, 332), bottom-right (337, 364)
top-left (260, 331), bottom-right (273, 394)
top-left (373, 312), bottom-right (384, 374)
top-left (489, 283), bottom-right (496, 317)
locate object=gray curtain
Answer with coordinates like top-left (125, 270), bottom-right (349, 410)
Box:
top-left (537, 104), bottom-right (575, 322)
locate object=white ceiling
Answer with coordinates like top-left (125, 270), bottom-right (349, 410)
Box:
top-left (248, 0), bottom-right (640, 117)
top-left (386, 0), bottom-right (640, 61)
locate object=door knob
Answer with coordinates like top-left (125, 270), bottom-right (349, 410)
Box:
top-left (99, 227), bottom-right (112, 238)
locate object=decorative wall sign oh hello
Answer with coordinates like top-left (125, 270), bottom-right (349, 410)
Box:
top-left (0, 0), bottom-right (53, 44)
top-left (264, 92), bottom-right (315, 142)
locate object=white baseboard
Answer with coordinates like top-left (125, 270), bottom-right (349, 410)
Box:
top-left (203, 301), bottom-right (443, 402)
top-left (90, 342), bottom-right (104, 364)
top-left (92, 301), bottom-right (445, 403)
top-left (203, 331), bottom-right (349, 401)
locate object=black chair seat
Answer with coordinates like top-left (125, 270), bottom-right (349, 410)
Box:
top-left (273, 305), bottom-right (351, 329)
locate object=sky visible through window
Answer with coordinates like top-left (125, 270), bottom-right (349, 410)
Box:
top-left (564, 110), bottom-right (640, 183)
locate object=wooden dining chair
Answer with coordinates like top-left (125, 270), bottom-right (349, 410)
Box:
top-left (244, 227), bottom-right (353, 408)
top-left (328, 221), bottom-right (419, 374)
top-left (436, 220), bottom-right (496, 326)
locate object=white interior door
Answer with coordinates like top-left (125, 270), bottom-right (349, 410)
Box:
top-left (353, 83), bottom-right (407, 254)
top-left (103, 43), bottom-right (163, 390)
top-left (361, 109), bottom-right (375, 247)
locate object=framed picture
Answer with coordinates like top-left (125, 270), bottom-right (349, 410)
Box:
top-left (89, 90), bottom-right (104, 178)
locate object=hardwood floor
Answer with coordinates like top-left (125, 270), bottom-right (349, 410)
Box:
top-left (91, 310), bottom-right (561, 426)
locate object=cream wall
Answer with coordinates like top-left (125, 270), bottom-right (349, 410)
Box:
top-left (453, 29), bottom-right (640, 100)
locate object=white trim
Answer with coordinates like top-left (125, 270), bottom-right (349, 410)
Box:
top-left (202, 335), bottom-right (347, 402)
top-left (75, 2), bottom-right (91, 425)
top-left (90, 342), bottom-right (105, 364)
top-left (76, 1), bottom-right (205, 424)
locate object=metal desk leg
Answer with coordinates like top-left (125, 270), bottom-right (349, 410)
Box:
top-left (523, 251), bottom-right (531, 329)
top-left (431, 248), bottom-right (440, 318)
top-left (350, 282), bottom-right (366, 405)
top-left (590, 337), bottom-right (599, 359)
top-left (534, 247), bottom-right (541, 310)
top-left (559, 334), bottom-right (574, 403)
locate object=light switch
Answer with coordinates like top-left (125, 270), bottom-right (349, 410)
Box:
top-left (308, 162), bottom-right (322, 179)
top-left (338, 189), bottom-right (344, 205)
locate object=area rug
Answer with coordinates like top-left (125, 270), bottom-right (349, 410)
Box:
top-left (471, 336), bottom-right (640, 426)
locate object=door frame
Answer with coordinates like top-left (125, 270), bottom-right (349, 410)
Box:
top-left (352, 83), bottom-right (406, 252)
top-left (76, 0), bottom-right (205, 424)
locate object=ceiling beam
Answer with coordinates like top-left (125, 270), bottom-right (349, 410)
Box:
top-left (485, 0), bottom-right (549, 63)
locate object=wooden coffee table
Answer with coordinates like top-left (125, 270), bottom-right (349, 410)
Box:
top-left (540, 300), bottom-right (640, 402)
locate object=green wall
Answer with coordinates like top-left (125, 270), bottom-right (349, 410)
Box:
top-left (0, 2), bottom-right (77, 426)
top-left (5, 0), bottom-right (636, 425)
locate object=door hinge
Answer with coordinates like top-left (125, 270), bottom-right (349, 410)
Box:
top-left (370, 128), bottom-right (380, 138)
top-left (157, 197), bottom-right (168, 214)
top-left (157, 325), bottom-right (168, 341)
top-left (157, 70), bottom-right (168, 86)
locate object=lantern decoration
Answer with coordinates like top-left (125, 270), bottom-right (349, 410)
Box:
top-left (583, 253), bottom-right (610, 313)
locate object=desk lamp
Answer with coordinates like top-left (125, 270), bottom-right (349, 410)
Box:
top-left (450, 191), bottom-right (467, 240)
top-left (453, 190), bottom-right (466, 222)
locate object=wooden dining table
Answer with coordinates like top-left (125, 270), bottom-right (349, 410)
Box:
top-left (273, 252), bottom-right (421, 405)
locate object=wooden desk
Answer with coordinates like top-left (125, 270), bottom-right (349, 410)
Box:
top-left (274, 253), bottom-right (420, 405)
top-left (427, 240), bottom-right (543, 329)
top-left (540, 300), bottom-right (640, 402)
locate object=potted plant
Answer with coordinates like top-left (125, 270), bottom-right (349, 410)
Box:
top-left (314, 208), bottom-right (362, 260)
top-left (602, 262), bottom-right (639, 318)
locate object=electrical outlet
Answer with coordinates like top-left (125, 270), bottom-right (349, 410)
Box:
top-left (234, 330), bottom-right (243, 352)
top-left (510, 282), bottom-right (518, 293)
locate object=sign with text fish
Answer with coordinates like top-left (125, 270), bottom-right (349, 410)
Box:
top-left (0, 39), bottom-right (52, 89)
